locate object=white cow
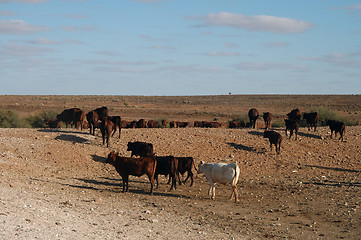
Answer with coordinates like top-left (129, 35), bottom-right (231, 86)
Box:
top-left (197, 161), bottom-right (240, 202)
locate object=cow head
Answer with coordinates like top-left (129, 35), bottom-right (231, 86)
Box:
top-left (106, 151), bottom-right (118, 164)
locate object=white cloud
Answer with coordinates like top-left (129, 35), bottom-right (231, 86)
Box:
top-left (299, 52), bottom-right (361, 69)
top-left (0, 19), bottom-right (50, 35)
top-left (0, 0), bottom-right (48, 3)
top-left (0, 11), bottom-right (15, 16)
top-left (233, 61), bottom-right (307, 71)
top-left (194, 12), bottom-right (314, 34)
top-left (345, 4), bottom-right (361, 16)
top-left (262, 41), bottom-right (290, 48)
top-left (26, 38), bottom-right (59, 45)
top-left (0, 44), bottom-right (56, 56)
top-left (58, 25), bottom-right (96, 32)
top-left (206, 51), bottom-right (240, 56)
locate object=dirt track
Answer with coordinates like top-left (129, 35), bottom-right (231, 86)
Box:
top-left (1, 125), bottom-right (360, 239)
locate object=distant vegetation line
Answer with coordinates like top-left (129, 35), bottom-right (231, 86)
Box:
top-left (0, 108), bottom-right (357, 128)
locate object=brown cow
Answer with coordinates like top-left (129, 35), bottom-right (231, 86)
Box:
top-left (86, 111), bottom-right (100, 135)
top-left (106, 151), bottom-right (157, 194)
top-left (108, 115), bottom-right (121, 138)
top-left (136, 119), bottom-right (147, 128)
top-left (248, 108), bottom-right (259, 128)
top-left (171, 157), bottom-right (196, 187)
top-left (228, 121), bottom-right (246, 128)
top-left (263, 130), bottom-right (282, 153)
top-left (73, 109), bottom-right (87, 130)
top-left (147, 120), bottom-right (159, 128)
top-left (94, 106), bottom-right (108, 121)
top-left (303, 112), bottom-right (319, 131)
top-left (100, 117), bottom-right (114, 147)
top-left (154, 156), bottom-right (179, 191)
top-left (263, 112), bottom-right (273, 130)
top-left (326, 120), bottom-right (345, 141)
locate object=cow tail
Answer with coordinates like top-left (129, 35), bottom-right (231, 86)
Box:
top-left (233, 163), bottom-right (240, 186)
top-left (192, 159), bottom-right (198, 172)
top-left (152, 158), bottom-right (157, 180)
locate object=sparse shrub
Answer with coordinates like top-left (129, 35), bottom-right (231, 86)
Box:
top-left (232, 114), bottom-right (249, 122)
top-left (309, 107), bottom-right (357, 126)
top-left (271, 119), bottom-right (285, 128)
top-left (0, 110), bottom-right (29, 128)
top-left (25, 110), bottom-right (58, 128)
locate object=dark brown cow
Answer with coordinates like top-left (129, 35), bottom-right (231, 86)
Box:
top-left (228, 121), bottom-right (246, 128)
top-left (303, 112), bottom-right (319, 131)
top-left (56, 108), bottom-right (81, 128)
top-left (136, 119), bottom-right (147, 128)
top-left (193, 121), bottom-right (203, 128)
top-left (263, 112), bottom-right (273, 130)
top-left (108, 116), bottom-right (121, 138)
top-left (73, 109), bottom-right (87, 130)
top-left (147, 120), bottom-right (159, 128)
top-left (100, 117), bottom-right (114, 147)
top-left (154, 156), bottom-right (179, 191)
top-left (287, 109), bottom-right (302, 122)
top-left (285, 118), bottom-right (299, 140)
top-left (176, 121), bottom-right (189, 128)
top-left (169, 121), bottom-right (177, 128)
top-left (263, 130), bottom-right (282, 153)
top-left (248, 108), bottom-right (259, 128)
top-left (86, 111), bottom-right (100, 135)
top-left (46, 119), bottom-right (61, 128)
top-left (326, 120), bottom-right (345, 141)
top-left (127, 141), bottom-right (154, 157)
top-left (172, 157), bottom-right (196, 186)
top-left (94, 106), bottom-right (108, 121)
top-left (161, 120), bottom-right (167, 128)
top-left (106, 151), bottom-right (157, 194)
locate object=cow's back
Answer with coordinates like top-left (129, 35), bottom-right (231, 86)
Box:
top-left (203, 163), bottom-right (238, 184)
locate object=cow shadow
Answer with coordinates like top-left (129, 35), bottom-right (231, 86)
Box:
top-left (303, 180), bottom-right (361, 188)
top-left (248, 130), bottom-right (264, 136)
top-left (75, 177), bottom-right (189, 198)
top-left (54, 134), bottom-right (89, 144)
top-left (92, 154), bottom-right (107, 163)
top-left (227, 142), bottom-right (266, 154)
top-left (298, 132), bottom-right (322, 139)
top-left (304, 165), bottom-right (361, 173)
top-left (38, 129), bottom-right (89, 135)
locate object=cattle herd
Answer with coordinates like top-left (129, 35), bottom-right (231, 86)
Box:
top-left (49, 106), bottom-right (346, 202)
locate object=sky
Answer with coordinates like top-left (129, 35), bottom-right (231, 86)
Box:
top-left (0, 0), bottom-right (361, 95)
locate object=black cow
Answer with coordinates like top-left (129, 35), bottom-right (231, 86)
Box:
top-left (326, 120), bottom-right (345, 141)
top-left (86, 110), bottom-right (100, 135)
top-left (56, 108), bottom-right (81, 128)
top-left (108, 116), bottom-right (121, 138)
top-left (127, 141), bottom-right (154, 158)
top-left (263, 130), bottom-right (282, 153)
top-left (248, 108), bottom-right (259, 128)
top-left (303, 112), bottom-right (319, 132)
top-left (285, 118), bottom-right (299, 140)
top-left (287, 109), bottom-right (302, 122)
top-left (154, 156), bottom-right (179, 191)
top-left (94, 106), bottom-right (108, 121)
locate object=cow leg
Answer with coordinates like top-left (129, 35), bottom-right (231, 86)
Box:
top-left (155, 175), bottom-right (159, 189)
top-left (148, 175), bottom-right (154, 195)
top-left (230, 185), bottom-right (239, 202)
top-left (169, 175), bottom-right (176, 191)
top-left (289, 130), bottom-right (293, 139)
top-left (295, 129), bottom-right (298, 140)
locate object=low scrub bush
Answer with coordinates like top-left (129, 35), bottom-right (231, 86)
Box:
top-left (26, 110), bottom-right (58, 128)
top-left (0, 110), bottom-right (30, 128)
top-left (232, 114), bottom-right (249, 123)
top-left (309, 107), bottom-right (357, 126)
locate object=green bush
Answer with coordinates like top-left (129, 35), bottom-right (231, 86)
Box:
top-left (232, 114), bottom-right (249, 122)
top-left (26, 110), bottom-right (58, 128)
top-left (0, 110), bottom-right (30, 128)
top-left (309, 107), bottom-right (357, 126)
top-left (271, 119), bottom-right (285, 128)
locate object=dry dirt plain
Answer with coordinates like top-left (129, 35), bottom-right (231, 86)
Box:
top-left (0, 95), bottom-right (361, 239)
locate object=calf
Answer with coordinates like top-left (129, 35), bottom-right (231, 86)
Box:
top-left (154, 156), bottom-right (179, 191)
top-left (106, 151), bottom-right (157, 194)
top-left (326, 120), bottom-right (345, 141)
top-left (197, 161), bottom-right (240, 202)
top-left (108, 115), bottom-right (122, 138)
top-left (73, 109), bottom-right (87, 130)
top-left (100, 117), bottom-right (114, 147)
top-left (285, 118), bottom-right (299, 140)
top-left (263, 112), bottom-right (273, 130)
top-left (171, 157), bottom-right (196, 187)
top-left (263, 130), bottom-right (282, 153)
top-left (127, 141), bottom-right (154, 157)
top-left (303, 112), bottom-right (319, 132)
top-left (248, 108), bottom-right (259, 128)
